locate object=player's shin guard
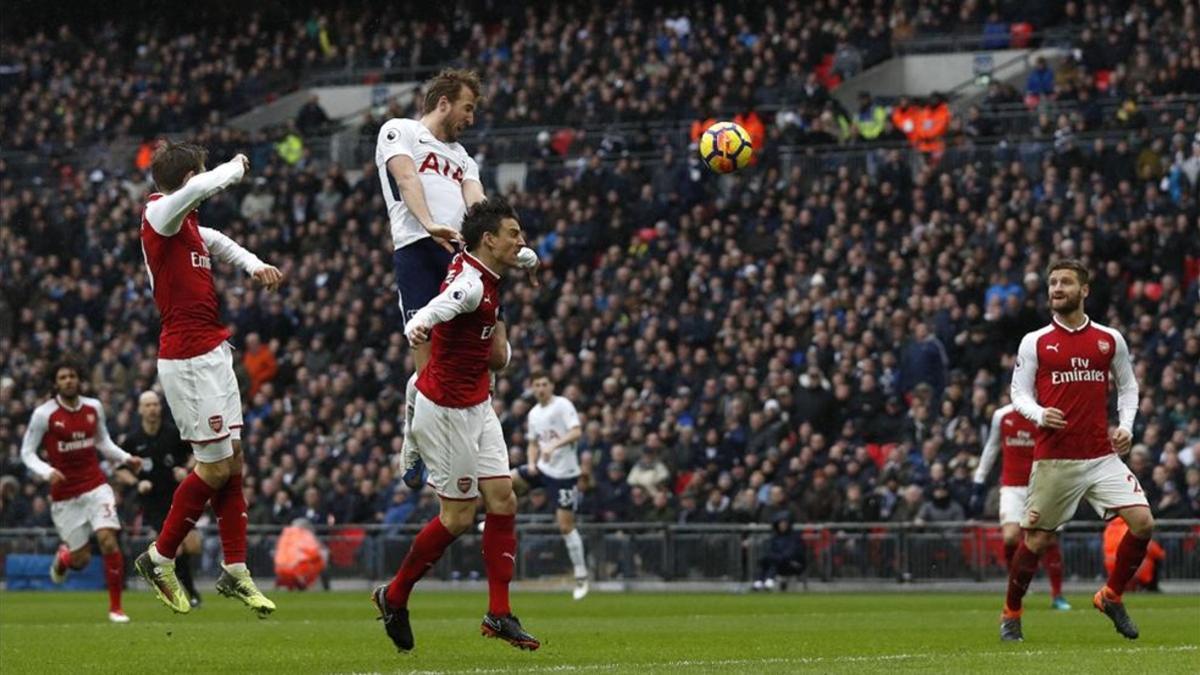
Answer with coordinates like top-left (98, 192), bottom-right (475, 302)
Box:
top-left (386, 516), bottom-right (457, 609)
top-left (155, 472), bottom-right (216, 560)
top-left (482, 513), bottom-right (516, 616)
top-left (1043, 541), bottom-right (1064, 598)
top-left (103, 550), bottom-right (124, 612)
top-left (1004, 541), bottom-right (1040, 614)
top-left (563, 528), bottom-right (587, 579)
top-left (213, 474), bottom-right (247, 567)
top-left (1105, 531), bottom-right (1150, 598)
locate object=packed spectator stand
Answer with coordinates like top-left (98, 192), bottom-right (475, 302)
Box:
top-left (2, 2), bottom-right (1199, 565)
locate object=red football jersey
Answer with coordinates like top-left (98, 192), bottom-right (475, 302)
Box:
top-left (140, 194), bottom-right (231, 359)
top-left (976, 404), bottom-right (1037, 486)
top-left (413, 253), bottom-right (502, 408)
top-left (22, 397), bottom-right (111, 501)
top-left (1011, 316), bottom-right (1137, 461)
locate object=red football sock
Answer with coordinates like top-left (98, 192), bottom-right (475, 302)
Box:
top-left (482, 513), bottom-right (516, 616)
top-left (1043, 541), bottom-right (1064, 597)
top-left (103, 550), bottom-right (124, 612)
top-left (1003, 541), bottom-right (1018, 569)
top-left (155, 472), bottom-right (216, 559)
top-left (386, 516), bottom-right (457, 609)
top-left (1004, 540), bottom-right (1041, 614)
top-left (212, 474), bottom-right (247, 565)
top-left (1106, 531), bottom-right (1150, 599)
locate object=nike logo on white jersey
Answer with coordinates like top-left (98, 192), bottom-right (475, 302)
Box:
top-left (1046, 343), bottom-right (1060, 353)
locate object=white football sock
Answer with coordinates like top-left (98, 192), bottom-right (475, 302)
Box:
top-left (222, 562), bottom-right (249, 576)
top-left (563, 529), bottom-right (587, 579)
top-left (149, 545), bottom-right (172, 565)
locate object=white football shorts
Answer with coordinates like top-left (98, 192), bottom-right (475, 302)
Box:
top-left (51, 484), bottom-right (120, 550)
top-left (1022, 454), bottom-right (1150, 531)
top-left (158, 341), bottom-right (242, 462)
top-left (411, 391), bottom-right (509, 500)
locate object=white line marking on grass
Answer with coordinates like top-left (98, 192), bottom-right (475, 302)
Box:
top-left (376, 644), bottom-right (1198, 674)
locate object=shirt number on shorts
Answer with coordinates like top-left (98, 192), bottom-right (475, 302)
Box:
top-left (1126, 475), bottom-right (1142, 493)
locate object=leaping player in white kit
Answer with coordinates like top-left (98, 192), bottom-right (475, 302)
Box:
top-left (375, 68), bottom-right (536, 491)
top-left (21, 360), bottom-right (143, 623)
top-left (372, 198), bottom-right (540, 653)
top-left (133, 142), bottom-right (281, 617)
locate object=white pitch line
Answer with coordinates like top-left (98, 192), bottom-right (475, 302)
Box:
top-left (343, 638), bottom-right (1195, 672)
top-left (353, 644), bottom-right (1198, 675)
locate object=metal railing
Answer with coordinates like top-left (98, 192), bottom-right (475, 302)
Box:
top-left (2, 520), bottom-right (1196, 585)
top-left (892, 28), bottom-right (1080, 56)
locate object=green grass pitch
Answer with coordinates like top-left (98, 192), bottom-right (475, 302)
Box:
top-left (1, 590), bottom-right (1197, 673)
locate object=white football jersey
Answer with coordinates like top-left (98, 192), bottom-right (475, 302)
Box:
top-left (528, 395), bottom-right (582, 479)
top-left (375, 118), bottom-right (481, 250)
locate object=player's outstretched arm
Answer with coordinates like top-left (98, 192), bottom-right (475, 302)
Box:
top-left (145, 154), bottom-right (249, 237)
top-left (19, 407), bottom-right (58, 482)
top-left (198, 227), bottom-right (283, 290)
top-left (404, 275), bottom-right (483, 345)
top-left (462, 176), bottom-right (486, 208)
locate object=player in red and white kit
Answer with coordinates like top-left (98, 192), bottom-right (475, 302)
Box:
top-left (971, 402), bottom-right (1069, 610)
top-left (21, 360), bottom-right (143, 622)
top-left (132, 142), bottom-right (281, 616)
top-left (1000, 259), bottom-right (1151, 642)
top-left (371, 198), bottom-right (540, 653)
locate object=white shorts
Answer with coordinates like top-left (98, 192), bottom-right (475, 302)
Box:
top-left (998, 486), bottom-right (1028, 525)
top-left (1022, 454), bottom-right (1151, 531)
top-left (51, 484), bottom-right (120, 551)
top-left (158, 342), bottom-right (242, 463)
top-left (411, 391), bottom-right (509, 500)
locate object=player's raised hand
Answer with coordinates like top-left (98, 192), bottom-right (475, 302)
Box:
top-left (234, 153), bottom-right (250, 175)
top-left (138, 480), bottom-right (153, 495)
top-left (1111, 428), bottom-right (1133, 455)
top-left (407, 323), bottom-right (431, 346)
top-left (1041, 407), bottom-right (1067, 429)
top-left (424, 223), bottom-right (462, 253)
top-left (124, 456), bottom-right (144, 473)
top-left (48, 469), bottom-right (65, 486)
top-left (253, 265), bottom-right (284, 291)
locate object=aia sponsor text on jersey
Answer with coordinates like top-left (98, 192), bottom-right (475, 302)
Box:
top-left (418, 152), bottom-right (466, 184)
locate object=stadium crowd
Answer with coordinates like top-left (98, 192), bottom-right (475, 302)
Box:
top-left (6, 0), bottom-right (1198, 169)
top-left (2, 111), bottom-right (1198, 538)
top-left (2, 1), bottom-right (1200, 542)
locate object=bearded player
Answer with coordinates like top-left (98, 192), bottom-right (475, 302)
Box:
top-left (372, 198), bottom-right (539, 653)
top-left (1000, 259), bottom-right (1151, 642)
top-left (375, 68), bottom-right (536, 491)
top-left (133, 141), bottom-right (282, 616)
top-left (971, 400), bottom-right (1070, 611)
top-left (21, 360), bottom-right (143, 622)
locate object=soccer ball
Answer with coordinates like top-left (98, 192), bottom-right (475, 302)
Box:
top-left (698, 121), bottom-right (753, 174)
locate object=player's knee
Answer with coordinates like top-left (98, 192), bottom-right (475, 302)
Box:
top-left (439, 508), bottom-right (476, 536)
top-left (1024, 530), bottom-right (1052, 552)
top-left (1128, 510), bottom-right (1155, 538)
top-left (487, 490), bottom-right (518, 516)
top-left (71, 549), bottom-right (91, 569)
